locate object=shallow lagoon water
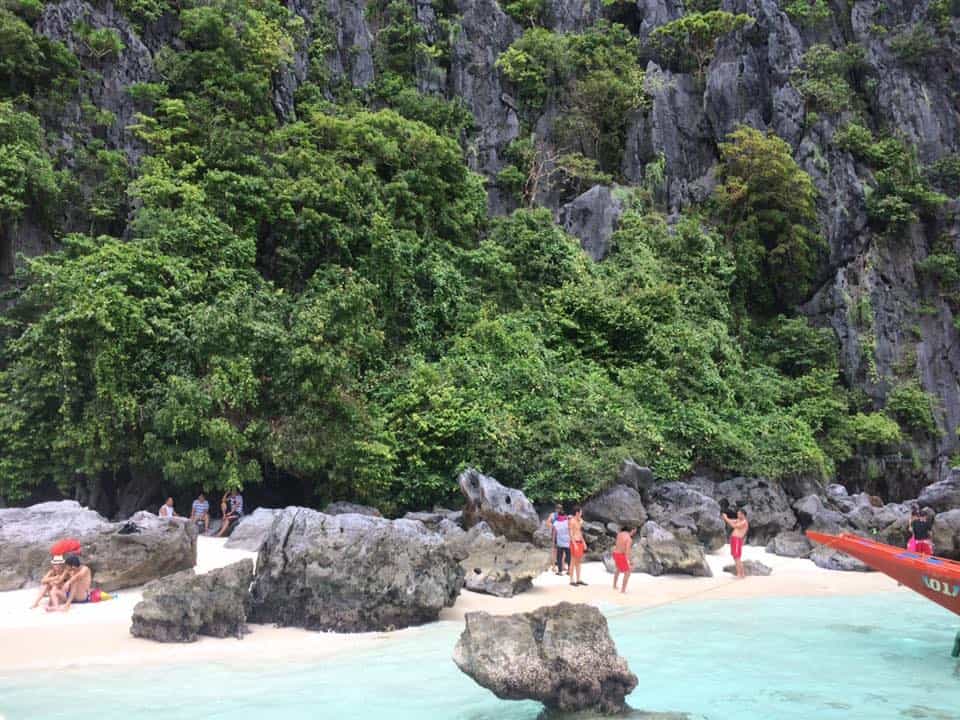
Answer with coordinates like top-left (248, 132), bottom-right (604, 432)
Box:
top-left (2, 593), bottom-right (957, 719)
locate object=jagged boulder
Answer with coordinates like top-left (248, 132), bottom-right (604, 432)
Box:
top-left (581, 520), bottom-right (616, 561)
top-left (765, 531), bottom-right (813, 558)
top-left (793, 494), bottom-right (852, 534)
top-left (932, 509), bottom-right (960, 560)
top-left (918, 473), bottom-right (960, 513)
top-left (645, 482), bottom-right (725, 550)
top-left (0, 502), bottom-right (196, 591)
top-left (583, 484), bottom-right (647, 529)
top-left (810, 544), bottom-right (871, 572)
top-left (324, 501), bottom-right (382, 517)
top-left (618, 460), bottom-right (656, 495)
top-left (459, 468), bottom-right (539, 541)
top-left (707, 477), bottom-right (798, 544)
top-left (723, 560), bottom-right (772, 576)
top-left (453, 602), bottom-right (638, 714)
top-left (448, 525), bottom-right (551, 598)
top-left (224, 507), bottom-right (281, 552)
top-left (559, 184), bottom-right (624, 261)
top-left (843, 495), bottom-right (911, 546)
top-left (249, 508), bottom-right (463, 632)
top-left (603, 522), bottom-right (712, 577)
top-left (130, 560), bottom-right (253, 642)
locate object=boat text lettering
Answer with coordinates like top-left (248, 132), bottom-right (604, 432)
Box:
top-left (921, 575), bottom-right (960, 598)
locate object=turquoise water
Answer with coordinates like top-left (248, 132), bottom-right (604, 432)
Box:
top-left (2, 593), bottom-right (958, 719)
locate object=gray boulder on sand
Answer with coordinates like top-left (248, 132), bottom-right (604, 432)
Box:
top-left (224, 507), bottom-right (281, 552)
top-left (603, 522), bottom-right (712, 577)
top-left (723, 560), bottom-right (772, 576)
top-left (765, 531), bottom-right (813, 558)
top-left (249, 507), bottom-right (463, 632)
top-left (932, 509), bottom-right (960, 559)
top-left (448, 524), bottom-right (551, 598)
top-left (0, 501), bottom-right (196, 591)
top-left (453, 602), bottom-right (638, 714)
top-left (130, 559), bottom-right (253, 642)
top-left (645, 482), bottom-right (725, 551)
top-left (917, 472), bottom-right (960, 513)
top-left (459, 468), bottom-right (539, 541)
top-left (583, 484), bottom-right (648, 529)
top-left (810, 543), bottom-right (871, 572)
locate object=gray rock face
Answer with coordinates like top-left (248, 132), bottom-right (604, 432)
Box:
top-left (618, 460), bottom-right (656, 495)
top-left (583, 484), bottom-right (647, 529)
top-left (0, 502), bottom-right (196, 591)
top-left (765, 531), bottom-right (813, 558)
top-left (707, 476), bottom-right (798, 545)
top-left (793, 494), bottom-right (852, 535)
top-left (130, 560), bottom-right (253, 642)
top-left (452, 602), bottom-right (638, 714)
top-left (449, 525), bottom-right (551, 598)
top-left (646, 482), bottom-right (725, 550)
top-left (917, 473), bottom-right (960, 513)
top-left (323, 501), bottom-right (382, 517)
top-left (932, 509), bottom-right (960, 560)
top-left (581, 520), bottom-right (615, 561)
top-left (810, 544), bottom-right (871, 573)
top-left (224, 508), bottom-right (281, 552)
top-left (603, 522), bottom-right (712, 578)
top-left (249, 508), bottom-right (463, 632)
top-left (459, 468), bottom-right (539, 541)
top-left (559, 185), bottom-right (625, 261)
top-left (723, 560), bottom-right (772, 576)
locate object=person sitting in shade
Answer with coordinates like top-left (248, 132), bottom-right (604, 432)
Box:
top-left (158, 497), bottom-right (177, 519)
top-left (190, 492), bottom-right (210, 534)
top-left (217, 489), bottom-right (244, 537)
top-left (30, 555), bottom-right (68, 609)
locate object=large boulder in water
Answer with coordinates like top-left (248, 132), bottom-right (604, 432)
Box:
top-left (705, 476), bottom-right (798, 544)
top-left (918, 472), bottom-right (960, 512)
top-left (583, 484), bottom-right (647, 528)
top-left (224, 507), bottom-right (281, 552)
top-left (130, 560), bottom-right (253, 642)
top-left (448, 524), bottom-right (551, 598)
top-left (0, 501), bottom-right (196, 591)
top-left (249, 507), bottom-right (463, 632)
top-left (932, 509), bottom-right (960, 559)
top-left (645, 482), bottom-right (725, 550)
top-left (459, 468), bottom-right (539, 541)
top-left (453, 602), bottom-right (638, 714)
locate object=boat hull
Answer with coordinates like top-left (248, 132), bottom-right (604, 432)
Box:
top-left (807, 532), bottom-right (960, 617)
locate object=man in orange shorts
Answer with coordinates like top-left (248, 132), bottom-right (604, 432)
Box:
top-left (724, 509), bottom-right (749, 578)
top-left (612, 527), bottom-right (636, 593)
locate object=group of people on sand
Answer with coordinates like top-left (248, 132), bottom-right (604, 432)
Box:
top-left (31, 555), bottom-right (94, 612)
top-left (158, 489), bottom-right (243, 538)
top-left (546, 504), bottom-right (752, 591)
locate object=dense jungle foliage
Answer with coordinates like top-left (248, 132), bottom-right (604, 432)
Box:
top-left (0, 0), bottom-right (954, 513)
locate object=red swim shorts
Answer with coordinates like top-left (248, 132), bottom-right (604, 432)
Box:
top-left (730, 535), bottom-right (744, 560)
top-left (571, 539), bottom-right (585, 559)
top-left (612, 552), bottom-right (630, 573)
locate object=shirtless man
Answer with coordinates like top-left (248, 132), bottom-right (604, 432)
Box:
top-left (568, 505), bottom-right (588, 587)
top-left (724, 509), bottom-right (749, 578)
top-left (612, 527), bottom-right (636, 593)
top-left (47, 556), bottom-right (92, 612)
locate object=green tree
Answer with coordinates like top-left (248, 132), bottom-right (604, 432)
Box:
top-left (650, 11), bottom-right (754, 77)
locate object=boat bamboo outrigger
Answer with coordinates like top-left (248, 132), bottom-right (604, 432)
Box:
top-left (806, 531), bottom-right (960, 657)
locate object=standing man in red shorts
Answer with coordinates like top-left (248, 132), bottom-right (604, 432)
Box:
top-left (612, 527), bottom-right (636, 593)
top-left (724, 509), bottom-right (749, 578)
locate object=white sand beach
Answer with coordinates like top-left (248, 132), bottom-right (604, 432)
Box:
top-left (0, 536), bottom-right (904, 672)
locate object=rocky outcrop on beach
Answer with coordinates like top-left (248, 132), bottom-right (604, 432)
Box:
top-left (645, 482), bottom-right (725, 551)
top-left (459, 468), bottom-right (539, 541)
top-left (810, 544), bottom-right (871, 572)
top-left (447, 524), bottom-right (551, 597)
top-left (603, 521), bottom-right (712, 578)
top-left (453, 602), bottom-right (638, 714)
top-left (130, 560), bottom-right (253, 642)
top-left (249, 507), bottom-right (463, 632)
top-left (583, 483), bottom-right (647, 529)
top-left (697, 476), bottom-right (798, 545)
top-left (918, 472), bottom-right (960, 513)
top-left (324, 501), bottom-right (383, 517)
top-left (765, 531), bottom-right (813, 559)
top-left (0, 501), bottom-right (196, 591)
top-left (932, 509), bottom-right (960, 559)
top-left (723, 560), bottom-right (772, 576)
top-left (223, 507), bottom-right (281, 552)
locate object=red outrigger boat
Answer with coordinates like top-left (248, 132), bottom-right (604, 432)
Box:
top-left (807, 531), bottom-right (960, 656)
